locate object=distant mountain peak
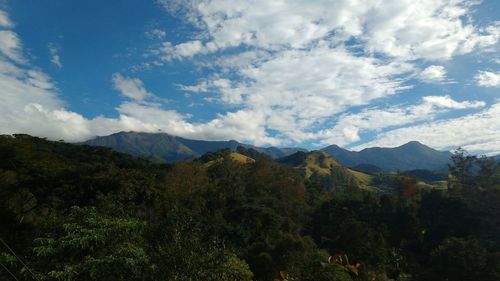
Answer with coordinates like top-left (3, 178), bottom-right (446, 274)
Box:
top-left (321, 141), bottom-right (451, 172)
top-left (399, 141), bottom-right (429, 148)
top-left (402, 140), bottom-right (422, 145)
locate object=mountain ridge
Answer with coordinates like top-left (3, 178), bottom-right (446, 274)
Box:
top-left (82, 131), bottom-right (307, 162)
top-left (321, 141), bottom-right (452, 171)
top-left (81, 131), bottom-right (453, 171)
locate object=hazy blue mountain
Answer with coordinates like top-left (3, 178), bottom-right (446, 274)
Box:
top-left (321, 141), bottom-right (452, 171)
top-left (256, 146), bottom-right (309, 158)
top-left (82, 132), bottom-right (452, 170)
top-left (176, 137), bottom-right (241, 155)
top-left (350, 163), bottom-right (384, 174)
top-left (320, 144), bottom-right (359, 167)
top-left (81, 132), bottom-right (198, 162)
top-left (82, 131), bottom-right (306, 162)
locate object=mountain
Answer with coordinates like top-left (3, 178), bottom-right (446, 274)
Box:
top-left (82, 132), bottom-right (451, 170)
top-left (81, 132), bottom-right (198, 162)
top-left (350, 163), bottom-right (384, 174)
top-left (82, 131), bottom-right (305, 162)
top-left (278, 151), bottom-right (372, 188)
top-left (321, 141), bottom-right (452, 171)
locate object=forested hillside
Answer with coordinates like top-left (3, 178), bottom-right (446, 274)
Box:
top-left (1, 135), bottom-right (499, 281)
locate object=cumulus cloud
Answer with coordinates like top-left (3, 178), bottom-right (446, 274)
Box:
top-left (112, 73), bottom-right (153, 101)
top-left (159, 0), bottom-right (500, 60)
top-left (352, 101), bottom-right (500, 155)
top-left (1, 61), bottom-right (280, 144)
top-left (0, 59), bottom-right (91, 142)
top-left (0, 48), bottom-right (280, 144)
top-left (418, 65), bottom-right (447, 83)
top-left (475, 70), bottom-right (500, 87)
top-left (182, 46), bottom-right (413, 140)
top-left (154, 0), bottom-right (500, 151)
top-left (158, 40), bottom-right (218, 60)
top-left (0, 10), bottom-right (280, 145)
top-left (316, 95), bottom-right (485, 146)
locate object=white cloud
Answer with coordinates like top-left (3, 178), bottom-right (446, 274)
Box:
top-left (159, 0), bottom-right (500, 60)
top-left (419, 65), bottom-right (447, 83)
top-left (0, 60), bottom-right (90, 141)
top-left (181, 109), bottom-right (281, 146)
top-left (0, 30), bottom-right (25, 63)
top-left (362, 2), bottom-right (500, 60)
top-left (0, 47), bottom-right (280, 144)
top-left (112, 101), bottom-right (281, 145)
top-left (422, 95), bottom-right (485, 109)
top-left (1, 60), bottom-right (281, 144)
top-left (152, 0), bottom-right (500, 150)
top-left (475, 70), bottom-right (500, 87)
top-left (316, 95), bottom-right (485, 146)
top-left (182, 46), bottom-right (413, 139)
top-left (145, 28), bottom-right (166, 40)
top-left (0, 10), bottom-right (279, 145)
top-left (158, 40), bottom-right (218, 60)
top-left (174, 40), bottom-right (204, 57)
top-left (352, 101), bottom-right (500, 155)
top-left (1, 4), bottom-right (498, 153)
top-left (0, 10), bottom-right (13, 28)
top-left (48, 45), bottom-right (62, 68)
top-left (112, 73), bottom-right (152, 101)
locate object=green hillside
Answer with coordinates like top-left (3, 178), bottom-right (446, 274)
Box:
top-left (1, 135), bottom-right (499, 281)
top-left (204, 151), bottom-right (256, 167)
top-left (279, 151), bottom-right (373, 190)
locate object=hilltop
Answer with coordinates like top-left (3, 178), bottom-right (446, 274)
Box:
top-left (278, 151), bottom-right (373, 190)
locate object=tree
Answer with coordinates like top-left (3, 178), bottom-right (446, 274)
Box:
top-left (475, 156), bottom-right (499, 190)
top-left (421, 237), bottom-right (500, 281)
top-left (448, 147), bottom-right (476, 190)
top-left (32, 206), bottom-right (149, 281)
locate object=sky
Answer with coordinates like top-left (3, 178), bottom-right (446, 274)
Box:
top-left (0, 0), bottom-right (499, 154)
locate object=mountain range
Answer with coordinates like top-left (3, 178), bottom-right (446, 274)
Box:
top-left (82, 131), bottom-right (306, 162)
top-left (82, 131), bottom-right (454, 172)
top-left (321, 141), bottom-right (452, 172)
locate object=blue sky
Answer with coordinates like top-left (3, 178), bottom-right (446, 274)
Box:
top-left (0, 0), bottom-right (499, 154)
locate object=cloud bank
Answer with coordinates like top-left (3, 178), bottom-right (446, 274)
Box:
top-left (0, 1), bottom-right (499, 154)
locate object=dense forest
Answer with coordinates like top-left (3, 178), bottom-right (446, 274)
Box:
top-left (0, 135), bottom-right (499, 281)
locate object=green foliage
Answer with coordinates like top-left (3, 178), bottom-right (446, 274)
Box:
top-left (32, 206), bottom-right (149, 281)
top-left (0, 136), bottom-right (499, 281)
top-left (448, 147), bottom-right (500, 191)
top-left (420, 237), bottom-right (500, 281)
